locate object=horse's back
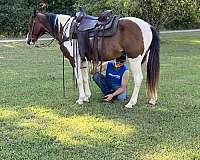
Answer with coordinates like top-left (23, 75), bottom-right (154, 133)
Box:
top-left (120, 17), bottom-right (152, 53)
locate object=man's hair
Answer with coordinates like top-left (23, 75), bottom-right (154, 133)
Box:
top-left (116, 51), bottom-right (126, 63)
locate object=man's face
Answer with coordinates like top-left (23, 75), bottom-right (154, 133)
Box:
top-left (114, 60), bottom-right (124, 68)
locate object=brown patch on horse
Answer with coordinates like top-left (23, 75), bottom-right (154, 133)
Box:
top-left (118, 19), bottom-right (144, 58)
top-left (95, 30), bottom-right (123, 61)
top-left (90, 19), bottom-right (144, 62)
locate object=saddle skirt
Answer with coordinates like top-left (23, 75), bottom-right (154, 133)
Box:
top-left (77, 15), bottom-right (120, 37)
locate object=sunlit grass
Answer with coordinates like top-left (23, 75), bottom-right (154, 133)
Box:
top-left (17, 106), bottom-right (136, 146)
top-left (142, 145), bottom-right (200, 160)
top-left (0, 108), bottom-right (18, 119)
top-left (173, 39), bottom-right (200, 45)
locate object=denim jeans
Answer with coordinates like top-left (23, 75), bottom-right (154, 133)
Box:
top-left (93, 72), bottom-right (126, 101)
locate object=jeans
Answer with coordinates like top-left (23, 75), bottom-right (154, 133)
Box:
top-left (93, 72), bottom-right (126, 101)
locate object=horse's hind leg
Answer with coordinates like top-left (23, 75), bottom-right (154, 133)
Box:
top-left (125, 56), bottom-right (143, 108)
top-left (149, 88), bottom-right (157, 105)
top-left (141, 51), bottom-right (157, 105)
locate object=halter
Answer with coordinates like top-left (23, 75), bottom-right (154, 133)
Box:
top-left (29, 14), bottom-right (54, 47)
top-left (29, 17), bottom-right (36, 43)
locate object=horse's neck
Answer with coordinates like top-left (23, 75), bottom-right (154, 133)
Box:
top-left (44, 13), bottom-right (71, 42)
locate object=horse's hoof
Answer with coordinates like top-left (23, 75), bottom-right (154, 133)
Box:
top-left (148, 99), bottom-right (156, 105)
top-left (76, 99), bottom-right (84, 105)
top-left (83, 97), bottom-right (89, 102)
top-left (124, 103), bottom-right (133, 109)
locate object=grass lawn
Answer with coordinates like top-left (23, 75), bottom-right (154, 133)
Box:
top-left (0, 32), bottom-right (200, 160)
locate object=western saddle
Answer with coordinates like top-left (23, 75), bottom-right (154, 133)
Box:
top-left (70, 8), bottom-right (120, 62)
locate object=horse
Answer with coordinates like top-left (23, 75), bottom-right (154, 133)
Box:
top-left (26, 10), bottom-right (91, 105)
top-left (73, 9), bottom-right (160, 108)
top-left (27, 10), bottom-right (160, 108)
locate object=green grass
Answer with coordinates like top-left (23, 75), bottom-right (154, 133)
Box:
top-left (0, 32), bottom-right (200, 160)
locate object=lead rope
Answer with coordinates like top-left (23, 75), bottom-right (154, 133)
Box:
top-left (61, 18), bottom-right (71, 97)
top-left (34, 38), bottom-right (55, 48)
top-left (73, 39), bottom-right (78, 89)
top-left (62, 53), bottom-right (65, 97)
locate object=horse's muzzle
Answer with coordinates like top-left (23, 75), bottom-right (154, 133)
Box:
top-left (26, 38), bottom-right (35, 45)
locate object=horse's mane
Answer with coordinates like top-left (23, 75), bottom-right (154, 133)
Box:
top-left (44, 13), bottom-right (70, 33)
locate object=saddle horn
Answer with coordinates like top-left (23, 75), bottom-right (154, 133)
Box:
top-left (33, 8), bottom-right (37, 17)
top-left (79, 7), bottom-right (84, 12)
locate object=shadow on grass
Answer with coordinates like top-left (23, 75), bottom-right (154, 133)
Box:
top-left (0, 98), bottom-right (200, 160)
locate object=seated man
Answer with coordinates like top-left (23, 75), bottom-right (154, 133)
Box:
top-left (93, 52), bottom-right (129, 102)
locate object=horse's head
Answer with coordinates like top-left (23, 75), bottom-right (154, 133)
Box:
top-left (26, 10), bottom-right (48, 45)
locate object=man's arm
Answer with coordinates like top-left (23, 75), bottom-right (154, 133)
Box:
top-left (104, 70), bottom-right (129, 101)
top-left (96, 62), bottom-right (108, 72)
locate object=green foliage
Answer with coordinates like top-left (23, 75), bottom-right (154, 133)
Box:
top-left (139, 0), bottom-right (200, 31)
top-left (0, 0), bottom-right (32, 37)
top-left (105, 0), bottom-right (140, 16)
top-left (74, 0), bottom-right (108, 15)
top-left (37, 0), bottom-right (76, 15)
top-left (0, 0), bottom-right (199, 37)
top-left (165, 0), bottom-right (200, 29)
top-left (74, 0), bottom-right (140, 16)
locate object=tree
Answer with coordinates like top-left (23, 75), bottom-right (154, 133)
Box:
top-left (74, 0), bottom-right (139, 16)
top-left (105, 0), bottom-right (140, 16)
top-left (36, 0), bottom-right (76, 15)
top-left (139, 0), bottom-right (200, 31)
top-left (0, 0), bottom-right (31, 36)
top-left (74, 0), bottom-right (108, 15)
top-left (165, 0), bottom-right (200, 29)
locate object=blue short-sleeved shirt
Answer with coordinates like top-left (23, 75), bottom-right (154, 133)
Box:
top-left (106, 61), bottom-right (128, 89)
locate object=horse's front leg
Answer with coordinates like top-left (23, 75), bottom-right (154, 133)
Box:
top-left (81, 61), bottom-right (91, 102)
top-left (74, 66), bottom-right (87, 105)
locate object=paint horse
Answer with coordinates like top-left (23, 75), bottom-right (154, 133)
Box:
top-left (73, 10), bottom-right (160, 108)
top-left (27, 10), bottom-right (160, 108)
top-left (26, 10), bottom-right (91, 104)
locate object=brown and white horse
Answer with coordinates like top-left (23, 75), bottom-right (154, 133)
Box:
top-left (26, 10), bottom-right (91, 105)
top-left (27, 10), bottom-right (160, 108)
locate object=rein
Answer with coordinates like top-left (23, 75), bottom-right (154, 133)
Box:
top-left (29, 14), bottom-right (71, 97)
top-left (34, 38), bottom-right (55, 48)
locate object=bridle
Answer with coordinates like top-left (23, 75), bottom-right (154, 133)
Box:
top-left (28, 14), bottom-right (54, 47)
top-left (29, 16), bottom-right (36, 43)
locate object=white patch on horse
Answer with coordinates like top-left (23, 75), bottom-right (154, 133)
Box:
top-left (63, 17), bottom-right (74, 38)
top-left (63, 17), bottom-right (75, 57)
top-left (63, 40), bottom-right (76, 57)
top-left (25, 34), bottom-right (29, 43)
top-left (59, 15), bottom-right (71, 26)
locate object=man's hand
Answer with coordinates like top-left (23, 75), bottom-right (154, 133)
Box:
top-left (104, 94), bottom-right (114, 101)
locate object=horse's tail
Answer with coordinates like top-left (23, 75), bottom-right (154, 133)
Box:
top-left (147, 26), bottom-right (160, 96)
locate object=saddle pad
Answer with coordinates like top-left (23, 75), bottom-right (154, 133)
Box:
top-left (88, 16), bottom-right (120, 37)
top-left (78, 16), bottom-right (98, 31)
